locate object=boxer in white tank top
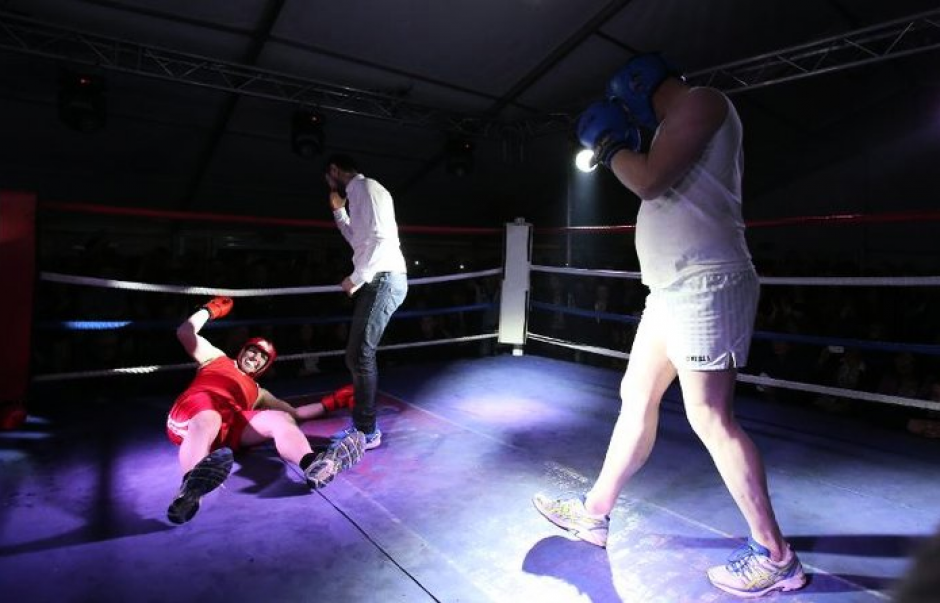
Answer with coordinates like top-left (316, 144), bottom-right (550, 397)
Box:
top-left (534, 55), bottom-right (806, 598)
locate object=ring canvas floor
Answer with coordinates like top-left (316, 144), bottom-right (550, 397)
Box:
top-left (2, 354), bottom-right (938, 603)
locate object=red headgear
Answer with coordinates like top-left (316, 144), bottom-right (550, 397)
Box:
top-left (238, 337), bottom-right (277, 378)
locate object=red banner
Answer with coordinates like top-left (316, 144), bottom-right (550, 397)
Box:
top-left (0, 191), bottom-right (36, 418)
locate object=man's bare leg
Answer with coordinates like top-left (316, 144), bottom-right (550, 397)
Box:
top-left (178, 410), bottom-right (222, 473)
top-left (242, 410), bottom-right (312, 465)
top-left (679, 369), bottom-right (785, 558)
top-left (584, 329), bottom-right (677, 515)
top-left (242, 410), bottom-right (364, 490)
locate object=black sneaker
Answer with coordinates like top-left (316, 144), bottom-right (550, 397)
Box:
top-left (167, 447), bottom-right (234, 525)
top-left (305, 430), bottom-right (365, 489)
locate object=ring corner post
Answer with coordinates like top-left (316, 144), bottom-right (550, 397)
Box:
top-left (498, 217), bottom-right (531, 355)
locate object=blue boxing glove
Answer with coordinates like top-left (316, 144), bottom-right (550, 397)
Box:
top-left (576, 100), bottom-right (641, 168)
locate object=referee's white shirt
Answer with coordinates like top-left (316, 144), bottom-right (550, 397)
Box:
top-left (333, 173), bottom-right (408, 287)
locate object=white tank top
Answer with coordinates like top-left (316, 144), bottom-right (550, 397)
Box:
top-left (635, 92), bottom-right (753, 289)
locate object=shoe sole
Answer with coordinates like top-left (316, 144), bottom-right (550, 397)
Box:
top-left (307, 432), bottom-right (365, 489)
top-left (305, 458), bottom-right (338, 490)
top-left (708, 569), bottom-right (808, 598)
top-left (167, 491), bottom-right (201, 525)
top-left (532, 495), bottom-right (608, 548)
top-left (167, 448), bottom-right (234, 525)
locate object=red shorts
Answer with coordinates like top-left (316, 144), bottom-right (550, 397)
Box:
top-left (166, 391), bottom-right (261, 451)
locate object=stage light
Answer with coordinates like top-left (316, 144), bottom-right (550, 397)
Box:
top-left (291, 109), bottom-right (325, 158)
top-left (575, 149), bottom-right (596, 173)
top-left (445, 137), bottom-right (474, 177)
top-left (57, 70), bottom-right (106, 132)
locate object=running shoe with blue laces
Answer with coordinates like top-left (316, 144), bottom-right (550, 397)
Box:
top-left (707, 538), bottom-right (807, 598)
top-left (332, 425), bottom-right (382, 450)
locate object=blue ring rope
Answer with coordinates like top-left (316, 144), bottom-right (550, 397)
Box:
top-left (36, 303), bottom-right (498, 331)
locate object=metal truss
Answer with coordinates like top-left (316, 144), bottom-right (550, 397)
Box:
top-left (2, 8), bottom-right (940, 136)
top-left (0, 10), bottom-right (496, 135)
top-left (686, 8), bottom-right (940, 93)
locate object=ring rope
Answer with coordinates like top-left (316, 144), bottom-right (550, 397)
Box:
top-left (735, 373), bottom-right (940, 413)
top-left (534, 209), bottom-right (940, 234)
top-left (33, 202), bottom-right (940, 418)
top-left (528, 333), bottom-right (630, 360)
top-left (37, 303), bottom-right (498, 332)
top-left (531, 265), bottom-right (940, 287)
top-left (39, 201), bottom-right (503, 235)
top-left (532, 265), bottom-right (642, 280)
top-left (31, 333), bottom-right (499, 382)
top-left (43, 201), bottom-right (940, 236)
top-left (39, 268), bottom-right (501, 296)
top-left (526, 333), bottom-right (940, 413)
top-left (530, 301), bottom-right (640, 325)
top-left (530, 302), bottom-right (940, 356)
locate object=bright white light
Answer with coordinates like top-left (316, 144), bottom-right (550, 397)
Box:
top-left (575, 149), bottom-right (597, 173)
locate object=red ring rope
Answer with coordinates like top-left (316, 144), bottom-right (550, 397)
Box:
top-left (39, 201), bottom-right (940, 235)
top-left (39, 201), bottom-right (502, 236)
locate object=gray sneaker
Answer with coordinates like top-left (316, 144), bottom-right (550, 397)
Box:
top-left (305, 430), bottom-right (366, 489)
top-left (532, 493), bottom-right (610, 547)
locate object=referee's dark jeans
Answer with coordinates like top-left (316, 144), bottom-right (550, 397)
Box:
top-left (346, 271), bottom-right (408, 434)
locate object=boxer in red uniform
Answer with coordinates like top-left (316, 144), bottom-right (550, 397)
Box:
top-left (165, 296), bottom-right (364, 524)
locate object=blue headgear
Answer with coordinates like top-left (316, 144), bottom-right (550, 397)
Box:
top-left (606, 53), bottom-right (682, 130)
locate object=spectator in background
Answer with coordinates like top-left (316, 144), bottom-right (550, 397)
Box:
top-left (878, 352), bottom-right (922, 400)
top-left (813, 346), bottom-right (868, 414)
top-left (906, 378), bottom-right (940, 438)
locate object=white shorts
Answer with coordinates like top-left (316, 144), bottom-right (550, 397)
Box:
top-left (642, 269), bottom-right (759, 371)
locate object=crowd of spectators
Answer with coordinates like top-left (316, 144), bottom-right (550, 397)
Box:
top-left (30, 230), bottom-right (940, 438)
top-left (527, 247), bottom-right (940, 439)
top-left (31, 231), bottom-right (502, 386)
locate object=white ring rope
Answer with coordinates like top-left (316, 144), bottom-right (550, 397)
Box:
top-left (531, 264), bottom-right (940, 286)
top-left (528, 333), bottom-right (630, 361)
top-left (31, 333), bottom-right (499, 382)
top-left (34, 261), bottom-right (940, 416)
top-left (532, 265), bottom-right (642, 280)
top-left (39, 268), bottom-right (502, 296)
top-left (527, 333), bottom-right (940, 413)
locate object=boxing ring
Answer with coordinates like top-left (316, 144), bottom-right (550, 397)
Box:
top-left (2, 197), bottom-right (940, 602)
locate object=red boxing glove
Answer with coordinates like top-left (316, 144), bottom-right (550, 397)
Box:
top-left (203, 296), bottom-right (233, 320)
top-left (321, 384), bottom-right (355, 412)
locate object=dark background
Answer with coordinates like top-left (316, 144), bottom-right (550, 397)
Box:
top-left (2, 0), bottom-right (940, 267)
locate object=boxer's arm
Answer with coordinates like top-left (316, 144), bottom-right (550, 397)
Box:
top-left (253, 388), bottom-right (299, 419)
top-left (610, 87), bottom-right (727, 200)
top-left (176, 308), bottom-right (226, 364)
